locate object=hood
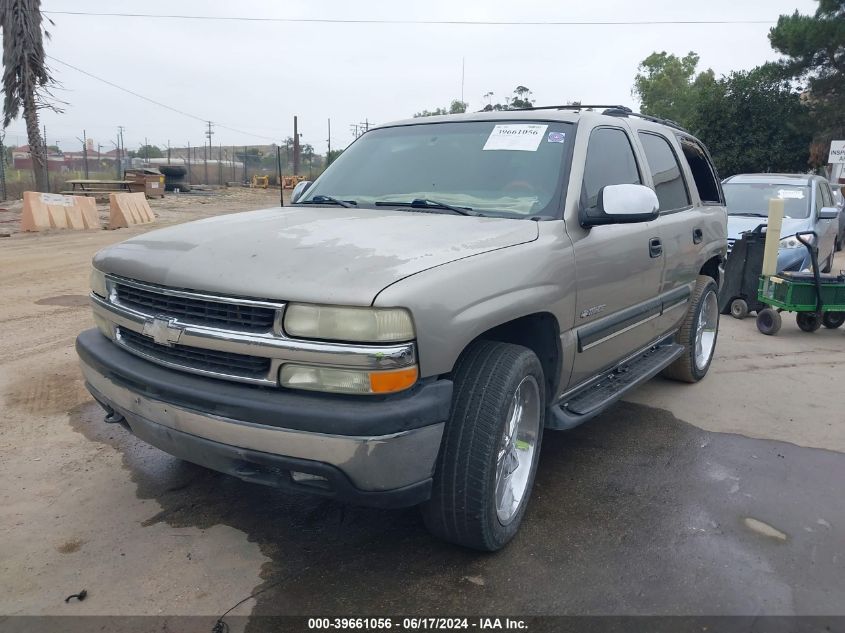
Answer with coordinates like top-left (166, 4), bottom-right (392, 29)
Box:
top-left (94, 206), bottom-right (538, 305)
top-left (727, 215), bottom-right (810, 241)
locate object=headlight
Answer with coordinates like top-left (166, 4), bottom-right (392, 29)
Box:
top-left (90, 267), bottom-right (108, 297)
top-left (280, 364), bottom-right (418, 395)
top-left (779, 235), bottom-right (809, 249)
top-left (283, 304), bottom-right (415, 342)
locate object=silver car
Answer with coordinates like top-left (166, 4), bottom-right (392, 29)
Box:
top-left (723, 174), bottom-right (840, 271)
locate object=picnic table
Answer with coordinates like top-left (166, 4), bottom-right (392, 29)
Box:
top-left (62, 180), bottom-right (133, 197)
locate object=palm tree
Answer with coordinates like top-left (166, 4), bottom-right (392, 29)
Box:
top-left (1, 0), bottom-right (56, 192)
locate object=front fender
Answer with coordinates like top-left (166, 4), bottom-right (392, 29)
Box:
top-left (373, 227), bottom-right (576, 378)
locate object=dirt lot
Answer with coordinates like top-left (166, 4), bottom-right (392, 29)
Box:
top-left (1, 192), bottom-right (843, 628)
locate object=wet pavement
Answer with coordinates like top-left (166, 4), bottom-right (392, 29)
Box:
top-left (68, 398), bottom-right (845, 625)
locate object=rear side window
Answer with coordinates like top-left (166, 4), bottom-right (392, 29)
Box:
top-left (638, 132), bottom-right (690, 212)
top-left (582, 127), bottom-right (641, 208)
top-left (679, 139), bottom-right (722, 203)
top-left (820, 182), bottom-right (833, 207)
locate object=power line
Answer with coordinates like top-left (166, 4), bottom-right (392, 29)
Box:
top-left (42, 11), bottom-right (776, 26)
top-left (45, 55), bottom-right (281, 142)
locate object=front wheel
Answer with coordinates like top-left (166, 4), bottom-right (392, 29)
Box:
top-left (796, 312), bottom-right (822, 332)
top-left (822, 312), bottom-right (845, 329)
top-left (422, 340), bottom-right (545, 551)
top-left (757, 308), bottom-right (782, 335)
top-left (730, 298), bottom-right (749, 320)
top-left (662, 275), bottom-right (720, 383)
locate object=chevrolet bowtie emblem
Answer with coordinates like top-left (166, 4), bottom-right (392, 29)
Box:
top-left (143, 317), bottom-right (183, 347)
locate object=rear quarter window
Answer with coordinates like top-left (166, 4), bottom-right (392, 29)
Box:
top-left (678, 138), bottom-right (722, 204)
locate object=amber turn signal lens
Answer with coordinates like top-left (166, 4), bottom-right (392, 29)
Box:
top-left (369, 366), bottom-right (419, 394)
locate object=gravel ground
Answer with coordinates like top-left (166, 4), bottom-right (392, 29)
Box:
top-left (0, 195), bottom-right (843, 627)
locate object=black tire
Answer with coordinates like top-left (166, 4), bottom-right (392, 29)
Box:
top-left (756, 308), bottom-right (782, 335)
top-left (796, 312), bottom-right (822, 332)
top-left (730, 298), bottom-right (749, 320)
top-left (822, 254), bottom-right (833, 274)
top-left (822, 312), bottom-right (845, 329)
top-left (662, 275), bottom-right (719, 383)
top-left (421, 340), bottom-right (545, 551)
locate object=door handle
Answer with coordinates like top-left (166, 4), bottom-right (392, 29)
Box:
top-left (693, 228), bottom-right (703, 244)
top-left (649, 237), bottom-right (663, 258)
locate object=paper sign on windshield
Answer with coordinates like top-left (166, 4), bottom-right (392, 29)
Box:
top-left (778, 189), bottom-right (804, 199)
top-left (483, 124), bottom-right (548, 151)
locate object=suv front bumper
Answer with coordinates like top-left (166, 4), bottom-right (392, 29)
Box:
top-left (76, 329), bottom-right (452, 507)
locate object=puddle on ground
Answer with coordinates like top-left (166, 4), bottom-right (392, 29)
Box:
top-left (5, 360), bottom-right (91, 415)
top-left (67, 398), bottom-right (845, 625)
top-left (35, 294), bottom-right (90, 308)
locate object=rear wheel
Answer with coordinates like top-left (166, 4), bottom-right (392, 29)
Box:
top-left (756, 308), bottom-right (782, 336)
top-left (797, 312), bottom-right (822, 332)
top-left (730, 298), bottom-right (749, 320)
top-left (422, 340), bottom-right (545, 551)
top-left (662, 275), bottom-right (719, 383)
top-left (822, 312), bottom-right (845, 329)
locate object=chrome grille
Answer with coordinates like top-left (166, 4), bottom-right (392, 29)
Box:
top-left (115, 282), bottom-right (276, 332)
top-left (118, 328), bottom-right (272, 380)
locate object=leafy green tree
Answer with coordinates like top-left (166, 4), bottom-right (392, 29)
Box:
top-left (769, 0), bottom-right (845, 159)
top-left (480, 86), bottom-right (536, 111)
top-left (326, 148), bottom-right (343, 165)
top-left (414, 99), bottom-right (468, 118)
top-left (632, 51), bottom-right (715, 128)
top-left (136, 144), bottom-right (163, 159)
top-left (691, 65), bottom-right (813, 177)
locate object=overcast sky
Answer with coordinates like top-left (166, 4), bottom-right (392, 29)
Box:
top-left (2, 0), bottom-right (818, 154)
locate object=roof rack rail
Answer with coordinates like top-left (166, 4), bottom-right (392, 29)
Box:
top-left (514, 104), bottom-right (631, 112)
top-left (492, 103), bottom-right (692, 133)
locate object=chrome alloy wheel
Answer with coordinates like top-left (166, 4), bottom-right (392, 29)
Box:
top-left (494, 375), bottom-right (541, 524)
top-left (694, 289), bottom-right (719, 371)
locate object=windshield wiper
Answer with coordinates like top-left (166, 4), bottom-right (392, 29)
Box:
top-left (729, 212), bottom-right (767, 217)
top-left (297, 195), bottom-right (356, 208)
top-left (375, 198), bottom-right (475, 216)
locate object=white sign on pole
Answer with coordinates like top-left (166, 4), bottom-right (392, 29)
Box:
top-left (828, 140), bottom-right (845, 164)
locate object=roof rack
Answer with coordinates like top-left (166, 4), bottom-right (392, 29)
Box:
top-left (511, 104), bottom-right (691, 134)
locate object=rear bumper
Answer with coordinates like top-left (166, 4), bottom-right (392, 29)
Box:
top-left (76, 329), bottom-right (452, 507)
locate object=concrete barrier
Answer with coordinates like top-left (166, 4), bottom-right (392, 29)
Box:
top-left (21, 192), bottom-right (101, 232)
top-left (109, 192), bottom-right (156, 229)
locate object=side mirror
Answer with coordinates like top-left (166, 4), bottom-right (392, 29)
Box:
top-left (581, 184), bottom-right (660, 227)
top-left (291, 180), bottom-right (313, 203)
top-left (819, 206), bottom-right (839, 220)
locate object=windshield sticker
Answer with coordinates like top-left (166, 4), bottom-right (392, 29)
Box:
top-left (483, 124), bottom-right (548, 151)
top-left (777, 189), bottom-right (804, 199)
top-left (547, 131), bottom-right (566, 143)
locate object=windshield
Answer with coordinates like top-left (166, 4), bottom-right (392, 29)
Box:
top-left (723, 183), bottom-right (810, 219)
top-left (300, 120), bottom-right (573, 219)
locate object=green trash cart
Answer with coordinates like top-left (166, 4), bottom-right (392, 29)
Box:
top-left (756, 231), bottom-right (845, 335)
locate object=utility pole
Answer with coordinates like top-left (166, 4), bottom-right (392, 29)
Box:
top-left (117, 126), bottom-right (125, 179)
top-left (0, 130), bottom-right (7, 202)
top-left (218, 143), bottom-right (223, 185)
top-left (144, 137), bottom-right (149, 163)
top-left (231, 145), bottom-right (236, 181)
top-left (293, 116), bottom-right (300, 176)
top-left (204, 121), bottom-right (214, 185)
top-left (276, 145), bottom-right (283, 207)
top-left (243, 145), bottom-right (248, 183)
top-left (187, 141), bottom-right (192, 182)
top-left (77, 130), bottom-right (89, 179)
top-left (43, 124), bottom-right (50, 191)
top-left (461, 57), bottom-right (465, 105)
top-left (327, 118), bottom-right (332, 165)
top-left (97, 144), bottom-right (102, 172)
top-left (167, 140), bottom-right (171, 164)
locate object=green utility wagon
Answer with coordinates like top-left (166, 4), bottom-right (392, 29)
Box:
top-left (756, 231), bottom-right (845, 335)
